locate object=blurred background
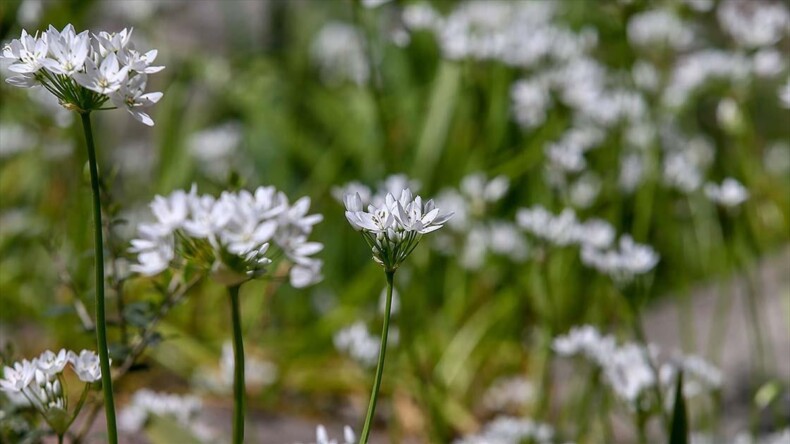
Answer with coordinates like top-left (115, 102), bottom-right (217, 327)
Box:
top-left (0, 0), bottom-right (788, 443)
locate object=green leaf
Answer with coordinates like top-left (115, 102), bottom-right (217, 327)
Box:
top-left (668, 371), bottom-right (689, 444)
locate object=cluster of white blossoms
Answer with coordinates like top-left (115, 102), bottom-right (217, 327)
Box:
top-left (431, 173), bottom-right (527, 269)
top-left (580, 235), bottom-right (660, 283)
top-left (481, 376), bottom-right (534, 413)
top-left (310, 22), bottom-right (369, 87)
top-left (516, 205), bottom-right (615, 250)
top-left (333, 321), bottom-right (393, 368)
top-left (2, 25), bottom-right (164, 125)
top-left (312, 425), bottom-right (356, 444)
top-left (1, 349), bottom-right (101, 422)
top-left (343, 188), bottom-right (453, 271)
top-left (118, 389), bottom-right (213, 441)
top-left (704, 178), bottom-right (750, 208)
top-left (454, 416), bottom-right (554, 444)
top-left (554, 325), bottom-right (722, 407)
top-left (130, 184), bottom-right (323, 288)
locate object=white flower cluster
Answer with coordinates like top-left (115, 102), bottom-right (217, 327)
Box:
top-left (704, 178), bottom-right (750, 208)
top-left (1, 349), bottom-right (101, 415)
top-left (311, 22), bottom-right (369, 87)
top-left (333, 321), bottom-right (398, 368)
top-left (481, 376), bottom-right (534, 412)
top-left (118, 389), bottom-right (211, 441)
top-left (314, 424), bottom-right (356, 444)
top-left (554, 325), bottom-right (721, 406)
top-left (332, 174), bottom-right (422, 209)
top-left (405, 1), bottom-right (594, 67)
top-left (2, 25), bottom-right (164, 125)
top-left (188, 122), bottom-right (243, 180)
top-left (717, 0), bottom-right (790, 48)
top-left (516, 205), bottom-right (615, 249)
top-left (344, 188), bottom-right (452, 271)
top-left (580, 235), bottom-right (659, 283)
top-left (454, 416), bottom-right (554, 444)
top-left (130, 185), bottom-right (323, 288)
top-left (627, 9), bottom-right (694, 50)
top-left (431, 173), bottom-right (527, 269)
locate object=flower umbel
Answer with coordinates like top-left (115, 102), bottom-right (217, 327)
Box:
top-left (344, 188), bottom-right (452, 271)
top-left (2, 24), bottom-right (164, 124)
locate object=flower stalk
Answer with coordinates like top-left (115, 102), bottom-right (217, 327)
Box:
top-left (228, 284), bottom-right (246, 444)
top-left (79, 112), bottom-right (118, 444)
top-left (359, 269), bottom-right (395, 444)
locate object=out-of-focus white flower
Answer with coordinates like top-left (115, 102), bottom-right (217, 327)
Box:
top-left (516, 206), bottom-right (578, 246)
top-left (580, 235), bottom-right (659, 282)
top-left (632, 60), bottom-right (660, 92)
top-left (402, 2), bottom-right (442, 32)
top-left (0, 123), bottom-right (36, 158)
top-left (454, 416), bottom-right (554, 444)
top-left (482, 376), bottom-right (534, 412)
top-left (315, 425), bottom-right (356, 444)
top-left (569, 172), bottom-right (601, 209)
top-left (311, 23), bottom-right (369, 86)
top-left (716, 98), bottom-right (744, 132)
top-left (344, 189), bottom-right (452, 270)
top-left (663, 50), bottom-right (751, 108)
top-left (118, 389), bottom-right (204, 437)
top-left (764, 142), bottom-right (790, 175)
top-left (717, 0), bottom-right (790, 48)
top-left (189, 122), bottom-right (243, 178)
top-left (704, 178), bottom-right (749, 208)
top-left (511, 79), bottom-right (551, 129)
top-left (361, 0), bottom-right (392, 9)
top-left (753, 49), bottom-right (785, 77)
top-left (779, 78), bottom-right (790, 109)
top-left (619, 152), bottom-right (645, 193)
top-left (334, 322), bottom-right (382, 367)
top-left (627, 9), bottom-right (694, 50)
top-left (68, 350), bottom-right (103, 382)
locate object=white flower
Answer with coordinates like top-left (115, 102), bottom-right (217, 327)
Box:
top-left (717, 0), bottom-right (790, 48)
top-left (119, 389), bottom-right (203, 434)
top-left (580, 235), bottom-right (659, 282)
top-left (316, 425), bottom-right (356, 444)
top-left (118, 48), bottom-right (164, 74)
top-left (344, 188), bottom-right (452, 270)
top-left (516, 206), bottom-right (578, 246)
top-left (2, 29), bottom-right (49, 75)
top-left (44, 24), bottom-right (90, 76)
top-left (361, 0), bottom-right (392, 8)
top-left (704, 178), bottom-right (749, 208)
top-left (511, 79), bottom-right (551, 129)
top-left (627, 9), bottom-right (693, 50)
top-left (482, 376), bottom-right (534, 412)
top-left (311, 23), bottom-right (369, 86)
top-left (0, 359), bottom-right (36, 393)
top-left (92, 28), bottom-right (134, 57)
top-left (36, 349), bottom-right (69, 377)
top-left (455, 416), bottom-right (554, 444)
top-left (68, 350), bottom-right (103, 382)
top-left (110, 74), bottom-right (163, 126)
top-left (334, 321), bottom-right (380, 367)
top-left (73, 52), bottom-right (129, 94)
top-left (779, 77), bottom-right (790, 109)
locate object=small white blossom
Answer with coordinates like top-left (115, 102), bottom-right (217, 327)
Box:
top-left (315, 425), bottom-right (356, 444)
top-left (455, 416), bottom-right (554, 444)
top-left (35, 349), bottom-right (69, 377)
top-left (580, 235), bottom-right (659, 282)
top-left (44, 24), bottom-right (90, 76)
top-left (704, 178), bottom-right (749, 208)
top-left (0, 359), bottom-right (36, 393)
top-left (68, 350), bottom-right (103, 382)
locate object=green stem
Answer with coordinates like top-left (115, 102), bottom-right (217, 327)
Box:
top-left (79, 112), bottom-right (118, 444)
top-left (229, 284), bottom-right (245, 444)
top-left (359, 270), bottom-right (395, 444)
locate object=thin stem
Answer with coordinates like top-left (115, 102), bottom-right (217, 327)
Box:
top-left (79, 112), bottom-right (118, 444)
top-left (359, 270), bottom-right (395, 444)
top-left (229, 284), bottom-right (245, 444)
top-left (58, 434), bottom-right (64, 444)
